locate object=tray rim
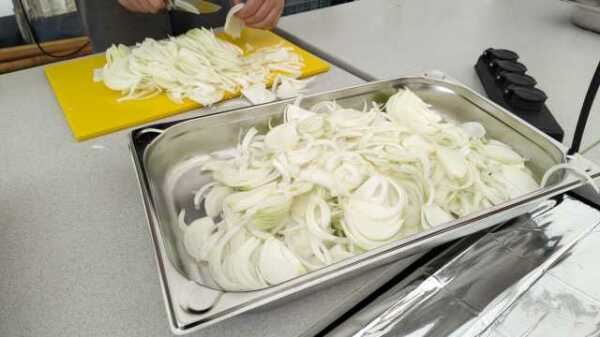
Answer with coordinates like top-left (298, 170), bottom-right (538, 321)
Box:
top-left (129, 73), bottom-right (600, 334)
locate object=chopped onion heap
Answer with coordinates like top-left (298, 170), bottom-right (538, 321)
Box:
top-left (94, 28), bottom-right (304, 105)
top-left (179, 89), bottom-right (540, 291)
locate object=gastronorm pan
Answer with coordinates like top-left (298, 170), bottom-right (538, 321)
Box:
top-left (129, 73), bottom-right (600, 335)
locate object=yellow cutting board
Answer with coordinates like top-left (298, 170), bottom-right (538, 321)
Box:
top-left (45, 29), bottom-right (330, 141)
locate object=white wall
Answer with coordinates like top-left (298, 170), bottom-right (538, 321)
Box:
top-left (0, 0), bottom-right (13, 17)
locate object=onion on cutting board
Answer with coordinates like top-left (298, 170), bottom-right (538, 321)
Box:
top-left (94, 27), bottom-right (304, 105)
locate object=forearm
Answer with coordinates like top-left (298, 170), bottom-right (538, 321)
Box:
top-left (77, 0), bottom-right (171, 52)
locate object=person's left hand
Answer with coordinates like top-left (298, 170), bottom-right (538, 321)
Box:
top-left (232, 0), bottom-right (284, 29)
top-left (118, 0), bottom-right (168, 13)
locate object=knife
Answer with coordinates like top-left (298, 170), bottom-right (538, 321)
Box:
top-left (168, 0), bottom-right (223, 14)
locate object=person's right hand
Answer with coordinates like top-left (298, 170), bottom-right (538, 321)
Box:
top-left (118, 0), bottom-right (168, 13)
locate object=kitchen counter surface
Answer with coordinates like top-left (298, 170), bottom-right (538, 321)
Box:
top-left (5, 0), bottom-right (599, 334)
top-left (278, 0), bottom-right (600, 162)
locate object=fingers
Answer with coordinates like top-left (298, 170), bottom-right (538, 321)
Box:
top-left (245, 0), bottom-right (272, 25)
top-left (247, 0), bottom-right (283, 29)
top-left (118, 0), bottom-right (166, 13)
top-left (119, 0), bottom-right (142, 12)
top-left (236, 0), bottom-right (262, 20)
top-left (146, 0), bottom-right (167, 12)
top-left (130, 0), bottom-right (151, 12)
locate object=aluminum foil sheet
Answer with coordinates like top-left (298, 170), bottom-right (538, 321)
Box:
top-left (324, 196), bottom-right (600, 337)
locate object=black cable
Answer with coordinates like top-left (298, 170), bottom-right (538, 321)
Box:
top-left (16, 0), bottom-right (90, 58)
top-left (569, 59), bottom-right (600, 155)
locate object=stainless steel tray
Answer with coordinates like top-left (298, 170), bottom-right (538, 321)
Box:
top-left (322, 196), bottom-right (600, 337)
top-left (129, 74), bottom-right (600, 335)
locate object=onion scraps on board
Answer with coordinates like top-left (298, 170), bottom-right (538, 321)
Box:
top-left (94, 27), bottom-right (304, 105)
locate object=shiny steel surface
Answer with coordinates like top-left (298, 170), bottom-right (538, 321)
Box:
top-left (130, 75), bottom-right (600, 334)
top-left (333, 196), bottom-right (600, 337)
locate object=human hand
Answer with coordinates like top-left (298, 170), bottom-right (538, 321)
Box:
top-left (118, 0), bottom-right (168, 13)
top-left (233, 0), bottom-right (284, 29)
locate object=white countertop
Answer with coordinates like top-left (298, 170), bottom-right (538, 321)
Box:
top-left (0, 63), bottom-right (424, 337)
top-left (278, 0), bottom-right (600, 162)
top-left (4, 1), bottom-right (599, 335)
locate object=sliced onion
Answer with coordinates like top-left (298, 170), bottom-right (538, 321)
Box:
top-left (344, 176), bottom-right (406, 242)
top-left (178, 88), bottom-right (541, 291)
top-left (436, 147), bottom-right (468, 179)
top-left (273, 75), bottom-right (314, 99)
top-left (97, 27), bottom-right (304, 106)
top-left (224, 4), bottom-right (245, 39)
top-left (305, 196), bottom-right (346, 243)
top-left (242, 83), bottom-right (276, 105)
top-left (258, 238), bottom-right (306, 285)
top-left (204, 185), bottom-right (233, 217)
top-left (483, 143), bottom-right (524, 164)
top-left (422, 204), bottom-right (455, 228)
top-left (265, 123), bottom-right (300, 153)
top-left (461, 122), bottom-right (486, 139)
top-left (182, 215), bottom-right (217, 261)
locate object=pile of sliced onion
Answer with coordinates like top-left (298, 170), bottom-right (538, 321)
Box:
top-left (94, 28), bottom-right (304, 105)
top-left (178, 88), bottom-right (541, 291)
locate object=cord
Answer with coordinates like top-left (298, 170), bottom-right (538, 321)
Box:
top-left (16, 0), bottom-right (90, 58)
top-left (568, 59), bottom-right (600, 155)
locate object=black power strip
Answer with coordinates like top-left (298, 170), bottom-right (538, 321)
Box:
top-left (475, 48), bottom-right (565, 142)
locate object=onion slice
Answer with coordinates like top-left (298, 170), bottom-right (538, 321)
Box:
top-left (224, 4), bottom-right (245, 39)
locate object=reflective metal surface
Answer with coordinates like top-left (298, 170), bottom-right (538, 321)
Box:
top-left (327, 196), bottom-right (600, 337)
top-left (129, 75), bottom-right (600, 334)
